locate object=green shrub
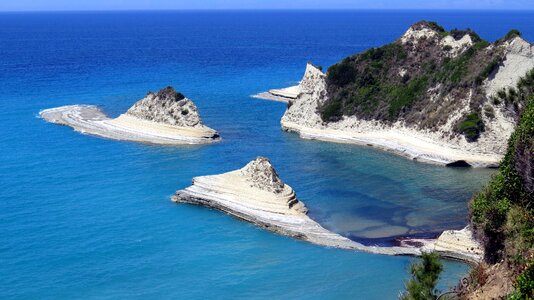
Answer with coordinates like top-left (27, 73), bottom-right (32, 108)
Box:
top-left (476, 58), bottom-right (502, 85)
top-left (450, 28), bottom-right (483, 43)
top-left (505, 207), bottom-right (534, 264)
top-left (320, 100), bottom-right (343, 121)
top-left (436, 46), bottom-right (477, 84)
top-left (505, 29), bottom-right (522, 40)
top-left (509, 257), bottom-right (534, 299)
top-left (417, 20), bottom-right (446, 33)
top-left (327, 62), bottom-right (356, 86)
top-left (456, 112), bottom-right (485, 142)
top-left (388, 77), bottom-right (428, 119)
top-left (473, 40), bottom-right (490, 50)
top-left (469, 95), bottom-right (534, 287)
top-left (401, 252), bottom-right (443, 300)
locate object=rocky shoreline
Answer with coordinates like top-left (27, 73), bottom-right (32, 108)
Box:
top-left (280, 119), bottom-right (501, 167)
top-left (173, 157), bottom-right (483, 264)
top-left (255, 25), bottom-right (534, 167)
top-left (40, 87), bottom-right (220, 145)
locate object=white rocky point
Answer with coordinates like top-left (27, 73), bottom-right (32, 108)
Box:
top-left (274, 59), bottom-right (531, 167)
top-left (40, 87), bottom-right (220, 145)
top-left (172, 157), bottom-right (482, 262)
top-left (254, 23), bottom-right (534, 167)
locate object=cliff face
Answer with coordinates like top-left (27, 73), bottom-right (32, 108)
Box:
top-left (281, 21), bottom-right (534, 164)
top-left (281, 63), bottom-right (327, 128)
top-left (126, 86), bottom-right (204, 128)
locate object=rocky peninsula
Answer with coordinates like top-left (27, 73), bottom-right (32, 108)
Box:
top-left (256, 22), bottom-right (534, 167)
top-left (40, 87), bottom-right (220, 144)
top-left (173, 156), bottom-right (482, 263)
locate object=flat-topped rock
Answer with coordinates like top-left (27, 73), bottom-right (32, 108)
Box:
top-left (432, 227), bottom-right (483, 262)
top-left (40, 87), bottom-right (220, 145)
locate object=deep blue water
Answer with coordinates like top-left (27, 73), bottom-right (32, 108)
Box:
top-left (1, 10), bottom-right (532, 299)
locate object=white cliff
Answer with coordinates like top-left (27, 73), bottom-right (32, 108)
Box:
top-left (40, 86), bottom-right (220, 145)
top-left (268, 27), bottom-right (534, 167)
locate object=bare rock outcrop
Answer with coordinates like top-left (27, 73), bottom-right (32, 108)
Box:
top-left (126, 86), bottom-right (203, 128)
top-left (240, 157), bottom-right (286, 194)
top-left (40, 87), bottom-right (220, 145)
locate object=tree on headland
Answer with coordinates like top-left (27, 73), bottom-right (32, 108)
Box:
top-left (401, 252), bottom-right (444, 300)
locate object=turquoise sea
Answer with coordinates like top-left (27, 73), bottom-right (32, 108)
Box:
top-left (2, 10), bottom-right (533, 299)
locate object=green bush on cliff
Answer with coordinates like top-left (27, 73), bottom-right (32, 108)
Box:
top-left (493, 69), bottom-right (534, 112)
top-left (505, 29), bottom-right (522, 40)
top-left (401, 252), bottom-right (443, 300)
top-left (423, 21), bottom-right (446, 33)
top-left (327, 60), bottom-right (357, 87)
top-left (456, 112), bottom-right (485, 142)
top-left (475, 58), bottom-right (502, 85)
top-left (436, 46), bottom-right (478, 84)
top-left (320, 100), bottom-right (344, 121)
top-left (469, 95), bottom-right (534, 297)
top-left (388, 77), bottom-right (428, 119)
top-left (509, 257), bottom-right (534, 299)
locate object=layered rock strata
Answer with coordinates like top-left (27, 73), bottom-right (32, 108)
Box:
top-left (173, 157), bottom-right (482, 263)
top-left (40, 87), bottom-right (219, 145)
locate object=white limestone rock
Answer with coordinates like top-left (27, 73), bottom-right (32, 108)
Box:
top-left (40, 87), bottom-right (220, 145)
top-left (172, 157), bottom-right (422, 256)
top-left (126, 86), bottom-right (203, 128)
top-left (485, 36), bottom-right (534, 98)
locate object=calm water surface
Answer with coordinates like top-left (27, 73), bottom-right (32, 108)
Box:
top-left (2, 10), bottom-right (532, 299)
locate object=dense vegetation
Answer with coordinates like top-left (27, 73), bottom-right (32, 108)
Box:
top-left (319, 21), bottom-right (524, 141)
top-left (401, 252), bottom-right (444, 300)
top-left (469, 94), bottom-right (534, 298)
top-left (456, 112), bottom-right (485, 142)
